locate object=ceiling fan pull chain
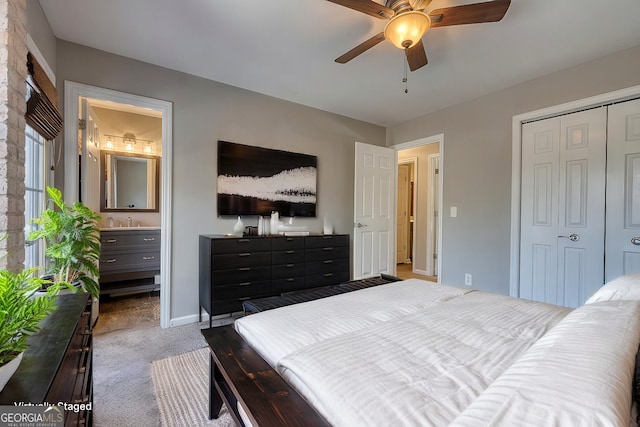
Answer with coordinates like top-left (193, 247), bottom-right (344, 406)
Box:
top-left (403, 58), bottom-right (408, 94)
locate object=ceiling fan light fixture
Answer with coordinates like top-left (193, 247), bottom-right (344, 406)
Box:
top-left (384, 11), bottom-right (431, 49)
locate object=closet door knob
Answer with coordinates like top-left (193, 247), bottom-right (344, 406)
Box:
top-left (558, 233), bottom-right (580, 242)
top-left (631, 237), bottom-right (640, 246)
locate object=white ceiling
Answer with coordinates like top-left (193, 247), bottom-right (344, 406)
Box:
top-left (38, 0), bottom-right (640, 127)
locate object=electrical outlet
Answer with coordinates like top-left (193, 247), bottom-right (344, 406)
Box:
top-left (464, 273), bottom-right (472, 287)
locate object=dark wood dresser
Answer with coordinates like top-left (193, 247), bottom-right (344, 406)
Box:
top-left (99, 228), bottom-right (161, 295)
top-left (0, 293), bottom-right (93, 426)
top-left (199, 234), bottom-right (349, 325)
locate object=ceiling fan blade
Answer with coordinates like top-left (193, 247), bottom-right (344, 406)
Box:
top-left (405, 39), bottom-right (428, 71)
top-left (335, 32), bottom-right (386, 64)
top-left (409, 0), bottom-right (433, 12)
top-left (327, 0), bottom-right (394, 19)
top-left (429, 0), bottom-right (511, 27)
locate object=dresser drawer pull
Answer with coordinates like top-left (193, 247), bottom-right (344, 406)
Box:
top-left (239, 296), bottom-right (252, 301)
top-left (104, 258), bottom-right (117, 263)
top-left (105, 239), bottom-right (117, 243)
top-left (286, 250), bottom-right (295, 254)
top-left (286, 278), bottom-right (294, 282)
top-left (238, 253), bottom-right (251, 257)
top-left (286, 264), bottom-right (294, 268)
top-left (238, 239), bottom-right (251, 243)
top-left (238, 282), bottom-right (252, 286)
top-left (323, 273), bottom-right (334, 277)
top-left (142, 256), bottom-right (156, 260)
top-left (143, 237), bottom-right (156, 241)
top-left (323, 260), bottom-right (334, 264)
top-left (322, 247), bottom-right (334, 251)
top-left (238, 267), bottom-right (251, 271)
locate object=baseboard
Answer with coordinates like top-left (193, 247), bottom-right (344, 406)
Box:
top-left (168, 310), bottom-right (242, 328)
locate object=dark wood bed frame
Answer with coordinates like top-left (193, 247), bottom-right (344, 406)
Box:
top-left (201, 325), bottom-right (330, 427)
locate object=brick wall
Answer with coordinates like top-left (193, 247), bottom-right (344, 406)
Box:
top-left (0, 0), bottom-right (27, 271)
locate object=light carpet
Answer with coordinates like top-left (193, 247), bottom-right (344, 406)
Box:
top-left (152, 347), bottom-right (234, 427)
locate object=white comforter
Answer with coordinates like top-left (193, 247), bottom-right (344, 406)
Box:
top-left (234, 280), bottom-right (574, 426)
top-left (275, 290), bottom-right (570, 427)
top-left (235, 279), bottom-right (472, 367)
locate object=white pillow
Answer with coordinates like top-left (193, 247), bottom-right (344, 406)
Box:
top-left (585, 273), bottom-right (640, 304)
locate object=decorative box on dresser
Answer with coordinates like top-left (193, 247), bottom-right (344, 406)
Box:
top-left (199, 234), bottom-right (350, 326)
top-left (0, 293), bottom-right (93, 426)
top-left (99, 228), bottom-right (161, 295)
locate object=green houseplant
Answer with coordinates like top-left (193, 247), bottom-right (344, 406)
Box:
top-left (0, 233), bottom-right (74, 390)
top-left (0, 267), bottom-right (71, 363)
top-left (28, 187), bottom-right (101, 299)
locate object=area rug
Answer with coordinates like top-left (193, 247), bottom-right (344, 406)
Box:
top-left (151, 347), bottom-right (234, 427)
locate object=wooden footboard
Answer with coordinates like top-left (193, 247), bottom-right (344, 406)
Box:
top-left (201, 325), bottom-right (330, 427)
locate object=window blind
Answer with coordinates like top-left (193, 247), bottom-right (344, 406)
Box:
top-left (25, 52), bottom-right (63, 141)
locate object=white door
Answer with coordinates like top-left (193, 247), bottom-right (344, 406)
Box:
top-left (396, 164), bottom-right (410, 263)
top-left (427, 154), bottom-right (440, 276)
top-left (79, 99), bottom-right (102, 213)
top-left (353, 142), bottom-right (396, 279)
top-left (606, 98), bottom-right (640, 280)
top-left (520, 108), bottom-right (606, 307)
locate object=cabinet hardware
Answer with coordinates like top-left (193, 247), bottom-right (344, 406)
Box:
top-left (323, 247), bottom-right (334, 251)
top-left (238, 282), bottom-right (252, 286)
top-left (238, 267), bottom-right (251, 271)
top-left (142, 256), bottom-right (155, 260)
top-left (238, 253), bottom-right (251, 257)
top-left (323, 260), bottom-right (334, 264)
top-left (105, 239), bottom-right (117, 243)
top-left (105, 258), bottom-right (117, 263)
top-left (143, 237), bottom-right (155, 241)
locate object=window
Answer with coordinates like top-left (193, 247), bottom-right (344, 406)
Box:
top-left (24, 124), bottom-right (46, 269)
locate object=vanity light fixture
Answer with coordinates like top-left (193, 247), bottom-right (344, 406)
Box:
top-left (105, 137), bottom-right (114, 150)
top-left (143, 142), bottom-right (153, 154)
top-left (123, 132), bottom-right (136, 152)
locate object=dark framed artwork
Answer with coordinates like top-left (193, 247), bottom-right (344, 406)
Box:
top-left (217, 141), bottom-right (317, 217)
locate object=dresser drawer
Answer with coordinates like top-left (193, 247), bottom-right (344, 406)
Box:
top-left (100, 250), bottom-right (160, 273)
top-left (306, 258), bottom-right (350, 276)
top-left (213, 266), bottom-right (272, 286)
top-left (306, 271), bottom-right (350, 288)
top-left (272, 236), bottom-right (305, 251)
top-left (272, 249), bottom-right (305, 264)
top-left (272, 263), bottom-right (305, 279)
top-left (214, 280), bottom-right (271, 300)
top-left (305, 246), bottom-right (350, 262)
top-left (212, 237), bottom-right (271, 254)
top-left (272, 276), bottom-right (307, 294)
top-left (305, 235), bottom-right (349, 249)
top-left (212, 252), bottom-right (272, 270)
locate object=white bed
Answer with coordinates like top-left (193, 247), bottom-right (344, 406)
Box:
top-left (233, 277), bottom-right (640, 427)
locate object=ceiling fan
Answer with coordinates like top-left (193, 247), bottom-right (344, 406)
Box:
top-left (329, 0), bottom-right (511, 71)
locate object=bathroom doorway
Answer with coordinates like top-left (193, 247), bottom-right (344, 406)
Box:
top-left (63, 81), bottom-right (173, 328)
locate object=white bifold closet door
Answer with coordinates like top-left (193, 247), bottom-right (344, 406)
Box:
top-left (520, 108), bottom-right (606, 307)
top-left (606, 98), bottom-right (640, 281)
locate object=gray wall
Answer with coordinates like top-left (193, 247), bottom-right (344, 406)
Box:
top-left (25, 0), bottom-right (56, 74)
top-left (54, 41), bottom-right (386, 322)
top-left (388, 45), bottom-right (640, 295)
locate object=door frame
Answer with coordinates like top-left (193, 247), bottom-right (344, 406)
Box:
top-left (63, 81), bottom-right (173, 328)
top-left (397, 158), bottom-right (416, 265)
top-left (509, 84), bottom-right (640, 298)
top-left (393, 134), bottom-right (444, 283)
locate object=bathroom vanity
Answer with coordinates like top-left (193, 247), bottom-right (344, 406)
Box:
top-left (99, 227), bottom-right (161, 295)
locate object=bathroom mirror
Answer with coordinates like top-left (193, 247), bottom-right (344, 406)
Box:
top-left (100, 151), bottom-right (160, 212)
